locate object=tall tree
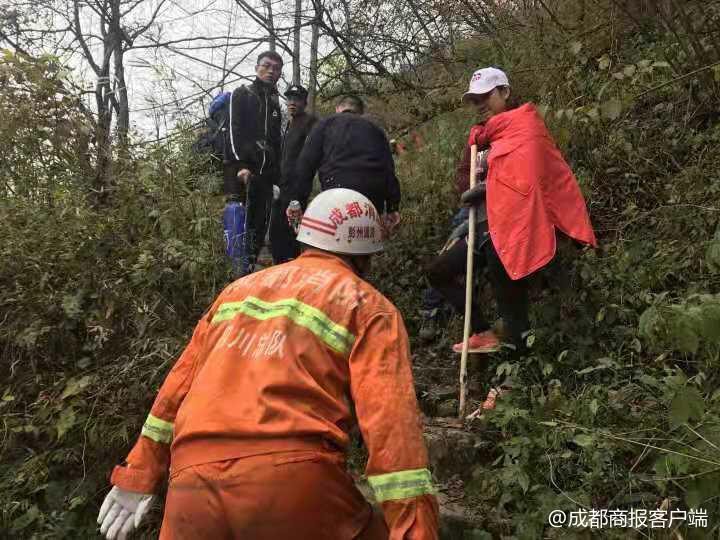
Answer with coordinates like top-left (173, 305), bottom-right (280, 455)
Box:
top-left (308, 2), bottom-right (320, 111)
top-left (264, 0), bottom-right (277, 51)
top-left (68, 0), bottom-right (168, 202)
top-left (293, 0), bottom-right (302, 84)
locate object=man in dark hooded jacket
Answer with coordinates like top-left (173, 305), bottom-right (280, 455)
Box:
top-left (223, 50), bottom-right (283, 271)
top-left (269, 84), bottom-right (318, 264)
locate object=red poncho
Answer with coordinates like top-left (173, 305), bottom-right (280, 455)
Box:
top-left (469, 103), bottom-right (597, 280)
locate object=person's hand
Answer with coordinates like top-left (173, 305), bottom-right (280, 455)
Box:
top-left (98, 486), bottom-right (155, 540)
top-left (286, 205), bottom-right (302, 220)
top-left (286, 201), bottom-right (303, 229)
top-left (236, 169), bottom-right (252, 184)
top-left (460, 183), bottom-right (487, 207)
top-left (468, 125), bottom-right (487, 147)
top-left (382, 212), bottom-right (401, 236)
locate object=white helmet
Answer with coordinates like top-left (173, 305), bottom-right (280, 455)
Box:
top-left (296, 188), bottom-right (384, 255)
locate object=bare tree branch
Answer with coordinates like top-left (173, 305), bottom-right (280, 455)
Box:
top-left (73, 0), bottom-right (102, 75)
top-left (128, 0), bottom-right (170, 41)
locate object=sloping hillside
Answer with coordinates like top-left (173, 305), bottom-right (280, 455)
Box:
top-left (2, 2), bottom-right (720, 537)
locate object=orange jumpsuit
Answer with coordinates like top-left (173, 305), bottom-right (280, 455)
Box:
top-left (110, 250), bottom-right (439, 539)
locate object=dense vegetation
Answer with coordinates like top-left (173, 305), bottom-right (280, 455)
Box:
top-left (2, 1), bottom-right (719, 538)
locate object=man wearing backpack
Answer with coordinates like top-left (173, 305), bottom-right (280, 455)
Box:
top-left (191, 92), bottom-right (230, 168)
top-left (223, 50), bottom-right (284, 272)
top-left (269, 84), bottom-right (318, 264)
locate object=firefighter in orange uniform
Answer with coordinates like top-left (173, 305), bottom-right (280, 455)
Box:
top-left (97, 188), bottom-right (439, 540)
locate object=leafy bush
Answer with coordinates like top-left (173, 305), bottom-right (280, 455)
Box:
top-left (0, 50), bottom-right (92, 201)
top-left (2, 1), bottom-right (720, 537)
top-left (0, 120), bottom-right (229, 535)
top-left (377, 2), bottom-right (720, 536)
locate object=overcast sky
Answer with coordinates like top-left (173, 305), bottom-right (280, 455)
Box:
top-left (39, 0), bottom-right (322, 138)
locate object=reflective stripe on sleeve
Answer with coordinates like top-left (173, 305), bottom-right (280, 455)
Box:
top-left (367, 468), bottom-right (437, 502)
top-left (141, 414), bottom-right (174, 444)
top-left (211, 296), bottom-right (355, 355)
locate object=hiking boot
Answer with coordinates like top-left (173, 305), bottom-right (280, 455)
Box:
top-left (452, 330), bottom-right (501, 353)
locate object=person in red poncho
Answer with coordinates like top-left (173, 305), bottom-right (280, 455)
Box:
top-left (427, 67), bottom-right (597, 366)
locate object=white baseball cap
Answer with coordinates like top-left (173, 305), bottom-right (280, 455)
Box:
top-left (462, 67), bottom-right (510, 103)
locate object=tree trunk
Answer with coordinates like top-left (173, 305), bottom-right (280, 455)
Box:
top-left (110, 0), bottom-right (129, 149)
top-left (264, 0), bottom-right (276, 51)
top-left (220, 1), bottom-right (235, 91)
top-left (341, 0), bottom-right (352, 90)
top-left (94, 71), bottom-right (114, 206)
top-left (293, 0), bottom-right (302, 84)
top-left (113, 46), bottom-right (130, 149)
top-left (308, 10), bottom-right (320, 112)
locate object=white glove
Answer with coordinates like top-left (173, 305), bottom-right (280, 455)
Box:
top-left (273, 184), bottom-right (280, 200)
top-left (97, 486), bottom-right (155, 540)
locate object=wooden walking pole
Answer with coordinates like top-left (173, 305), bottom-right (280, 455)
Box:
top-left (458, 144), bottom-right (478, 419)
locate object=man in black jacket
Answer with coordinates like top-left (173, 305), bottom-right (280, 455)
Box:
top-left (269, 84), bottom-right (318, 263)
top-left (286, 95), bottom-right (401, 235)
top-left (223, 50), bottom-right (283, 272)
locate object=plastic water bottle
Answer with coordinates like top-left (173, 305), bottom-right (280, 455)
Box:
top-left (223, 200), bottom-right (246, 276)
top-left (288, 200), bottom-right (302, 233)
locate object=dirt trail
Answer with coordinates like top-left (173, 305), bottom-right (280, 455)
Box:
top-left (376, 343), bottom-right (508, 537)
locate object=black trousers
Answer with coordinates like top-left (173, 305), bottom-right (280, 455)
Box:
top-left (269, 196), bottom-right (300, 264)
top-left (426, 236), bottom-right (530, 347)
top-left (223, 161), bottom-right (244, 199)
top-left (223, 162), bottom-right (274, 270)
